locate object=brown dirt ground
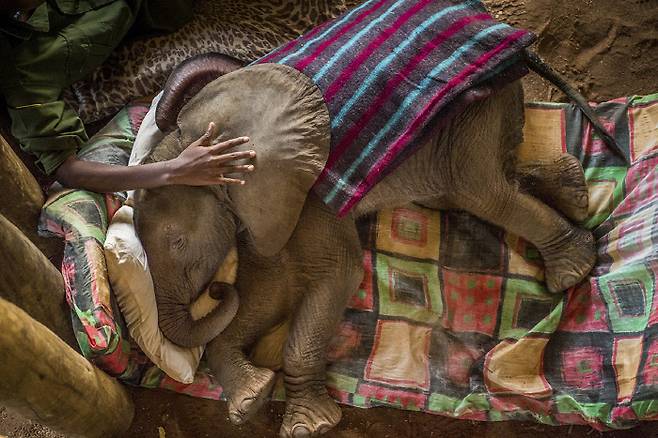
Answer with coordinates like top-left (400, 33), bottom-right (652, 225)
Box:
top-left (2, 0), bottom-right (658, 437)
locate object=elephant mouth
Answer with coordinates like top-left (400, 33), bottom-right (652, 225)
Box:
top-left (188, 246), bottom-right (239, 323)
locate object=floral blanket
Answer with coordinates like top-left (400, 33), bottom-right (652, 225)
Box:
top-left (39, 92), bottom-right (658, 430)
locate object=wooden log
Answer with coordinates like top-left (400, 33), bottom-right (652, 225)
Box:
top-left (0, 134), bottom-right (61, 262)
top-left (0, 298), bottom-right (134, 438)
top-left (0, 213), bottom-right (77, 349)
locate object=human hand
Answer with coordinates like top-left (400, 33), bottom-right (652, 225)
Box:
top-left (167, 122), bottom-right (255, 186)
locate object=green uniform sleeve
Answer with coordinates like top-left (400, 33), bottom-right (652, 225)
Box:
top-left (0, 0), bottom-right (134, 175)
top-left (0, 0), bottom-right (192, 174)
top-left (6, 101), bottom-right (87, 175)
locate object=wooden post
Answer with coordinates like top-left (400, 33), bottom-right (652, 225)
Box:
top-left (0, 134), bottom-right (61, 262)
top-left (0, 213), bottom-right (77, 349)
top-left (0, 298), bottom-right (134, 438)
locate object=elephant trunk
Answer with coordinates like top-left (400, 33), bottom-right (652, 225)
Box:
top-left (157, 282), bottom-right (239, 348)
top-left (155, 52), bottom-right (245, 132)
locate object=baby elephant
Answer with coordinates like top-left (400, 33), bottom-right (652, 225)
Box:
top-left (135, 63), bottom-right (597, 438)
top-left (134, 2), bottom-right (613, 435)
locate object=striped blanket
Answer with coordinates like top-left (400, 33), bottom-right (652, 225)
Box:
top-left (256, 0), bottom-right (535, 215)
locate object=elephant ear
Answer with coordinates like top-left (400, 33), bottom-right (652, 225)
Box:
top-left (177, 64), bottom-right (330, 256)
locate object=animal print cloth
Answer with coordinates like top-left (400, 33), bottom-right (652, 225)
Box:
top-left (62, 0), bottom-right (361, 123)
top-left (42, 93), bottom-right (658, 430)
top-left (257, 0), bottom-right (534, 215)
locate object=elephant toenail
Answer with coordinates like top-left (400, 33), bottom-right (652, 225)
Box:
top-left (229, 411), bottom-right (244, 425)
top-left (292, 425), bottom-right (311, 438)
top-left (562, 275), bottom-right (578, 289)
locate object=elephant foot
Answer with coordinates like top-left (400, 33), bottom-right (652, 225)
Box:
top-left (542, 227), bottom-right (596, 293)
top-left (518, 154), bottom-right (590, 223)
top-left (227, 366), bottom-right (276, 425)
top-left (279, 383), bottom-right (341, 438)
top-left (545, 155), bottom-right (589, 223)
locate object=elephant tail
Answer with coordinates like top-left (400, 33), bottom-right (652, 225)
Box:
top-left (158, 282), bottom-right (239, 348)
top-left (523, 50), bottom-right (627, 163)
top-left (156, 53), bottom-right (245, 132)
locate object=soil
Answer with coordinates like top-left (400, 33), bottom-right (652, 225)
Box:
top-left (3, 388), bottom-right (658, 438)
top-left (2, 0), bottom-right (658, 437)
top-left (489, 0), bottom-right (658, 102)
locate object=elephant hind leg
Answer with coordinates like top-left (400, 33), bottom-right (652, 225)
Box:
top-left (516, 154), bottom-right (589, 223)
top-left (445, 82), bottom-right (594, 292)
top-left (452, 180), bottom-right (595, 292)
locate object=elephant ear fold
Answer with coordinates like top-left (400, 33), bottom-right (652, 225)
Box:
top-left (177, 64), bottom-right (331, 257)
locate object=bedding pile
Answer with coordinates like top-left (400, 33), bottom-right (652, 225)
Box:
top-left (38, 92), bottom-right (658, 430)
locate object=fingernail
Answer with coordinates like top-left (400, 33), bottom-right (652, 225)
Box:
top-left (247, 165), bottom-right (254, 171)
top-left (240, 180), bottom-right (246, 185)
top-left (249, 151), bottom-right (256, 157)
top-left (242, 137), bottom-right (250, 142)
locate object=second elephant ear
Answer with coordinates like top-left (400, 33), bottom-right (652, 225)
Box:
top-left (178, 64), bottom-right (331, 256)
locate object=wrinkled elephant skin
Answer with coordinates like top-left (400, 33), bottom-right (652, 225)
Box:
top-left (134, 63), bottom-right (594, 437)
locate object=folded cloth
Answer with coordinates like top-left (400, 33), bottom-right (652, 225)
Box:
top-left (257, 0), bottom-right (535, 215)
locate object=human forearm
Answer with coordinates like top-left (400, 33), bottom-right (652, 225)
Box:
top-left (55, 157), bottom-right (175, 193)
top-left (55, 122), bottom-right (255, 193)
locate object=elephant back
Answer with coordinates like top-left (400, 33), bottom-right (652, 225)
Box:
top-left (256, 0), bottom-right (535, 216)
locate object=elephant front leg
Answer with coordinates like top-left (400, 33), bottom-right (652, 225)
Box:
top-left (279, 267), bottom-right (361, 438)
top-left (206, 252), bottom-right (289, 425)
top-left (208, 336), bottom-right (278, 425)
top-left (272, 194), bottom-right (364, 437)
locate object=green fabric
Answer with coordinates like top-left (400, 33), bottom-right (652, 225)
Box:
top-left (136, 0), bottom-right (194, 34)
top-left (0, 0), bottom-right (192, 174)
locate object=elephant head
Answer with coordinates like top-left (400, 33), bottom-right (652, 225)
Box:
top-left (134, 183), bottom-right (239, 347)
top-left (134, 55), bottom-right (330, 347)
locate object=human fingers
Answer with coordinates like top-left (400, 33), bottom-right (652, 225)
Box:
top-left (209, 136), bottom-right (251, 154)
top-left (213, 150), bottom-right (257, 163)
top-left (217, 176), bottom-right (245, 185)
top-left (195, 122), bottom-right (218, 146)
top-left (215, 164), bottom-right (255, 174)
top-left (184, 174), bottom-right (246, 186)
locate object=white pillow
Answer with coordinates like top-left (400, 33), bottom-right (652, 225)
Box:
top-left (105, 204), bottom-right (234, 383)
top-left (129, 91), bottom-right (164, 167)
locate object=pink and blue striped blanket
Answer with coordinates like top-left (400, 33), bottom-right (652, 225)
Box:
top-left (256, 0), bottom-right (535, 215)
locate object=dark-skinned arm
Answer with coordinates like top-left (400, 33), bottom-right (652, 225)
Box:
top-left (55, 122), bottom-right (256, 193)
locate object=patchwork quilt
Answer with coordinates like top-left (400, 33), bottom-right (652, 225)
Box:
top-left (39, 92), bottom-right (658, 430)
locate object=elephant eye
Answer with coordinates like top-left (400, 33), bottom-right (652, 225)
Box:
top-left (170, 235), bottom-right (186, 250)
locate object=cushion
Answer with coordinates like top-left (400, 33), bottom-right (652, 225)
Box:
top-left (104, 92), bottom-right (238, 383)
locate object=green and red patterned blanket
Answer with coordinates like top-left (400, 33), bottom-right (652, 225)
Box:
top-left (39, 92), bottom-right (658, 430)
